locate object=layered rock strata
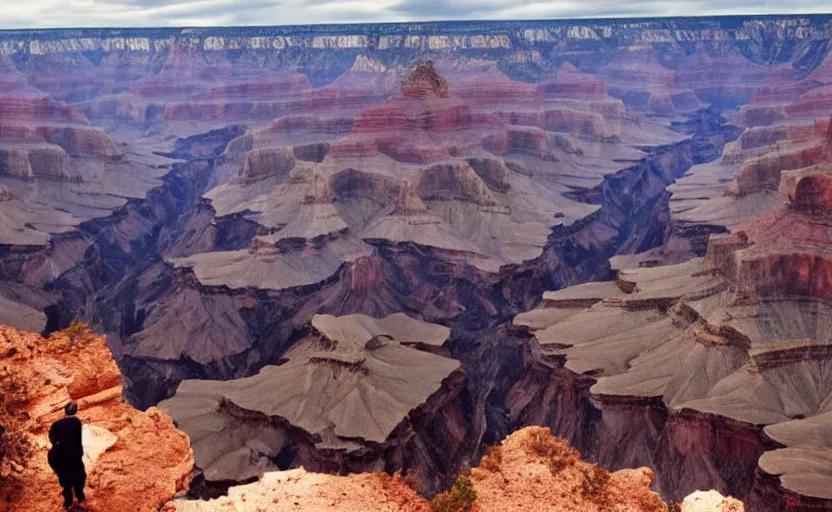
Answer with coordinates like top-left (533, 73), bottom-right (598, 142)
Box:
top-left (160, 313), bottom-right (472, 496)
top-left (173, 60), bottom-right (664, 291)
top-left (0, 53), bottom-right (168, 251)
top-left (513, 163), bottom-right (832, 507)
top-left (0, 16), bottom-right (830, 509)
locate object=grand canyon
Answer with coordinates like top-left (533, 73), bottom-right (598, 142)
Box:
top-left (1, 14), bottom-right (831, 511)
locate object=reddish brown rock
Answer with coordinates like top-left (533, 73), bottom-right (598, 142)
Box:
top-left (737, 105), bottom-right (788, 127)
top-left (454, 73), bottom-right (543, 105)
top-left (237, 147), bottom-right (296, 184)
top-left (339, 62), bottom-right (491, 164)
top-left (780, 167), bottom-right (832, 215)
top-left (541, 63), bottom-right (607, 98)
top-left (272, 115), bottom-right (353, 134)
top-left (169, 426), bottom-right (676, 512)
top-left (517, 152), bottom-right (832, 506)
top-left (729, 208), bottom-right (832, 302)
top-left (470, 426), bottom-right (670, 512)
top-left (786, 85), bottom-right (832, 118)
top-left (730, 143), bottom-right (827, 196)
top-left (0, 325), bottom-right (193, 512)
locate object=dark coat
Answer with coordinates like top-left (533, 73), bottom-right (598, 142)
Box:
top-left (47, 416), bottom-right (85, 479)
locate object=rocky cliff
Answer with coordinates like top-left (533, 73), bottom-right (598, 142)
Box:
top-left (159, 313), bottom-right (473, 497)
top-left (512, 145), bottom-right (832, 508)
top-left (0, 324), bottom-right (193, 512)
top-left (168, 426), bottom-right (686, 512)
top-left (0, 15), bottom-right (830, 511)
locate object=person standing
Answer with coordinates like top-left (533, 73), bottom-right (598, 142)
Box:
top-left (48, 402), bottom-right (86, 508)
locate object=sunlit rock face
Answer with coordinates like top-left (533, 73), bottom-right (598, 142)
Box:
top-left (0, 16), bottom-right (831, 509)
top-left (168, 426), bottom-right (673, 512)
top-left (0, 325), bottom-right (193, 512)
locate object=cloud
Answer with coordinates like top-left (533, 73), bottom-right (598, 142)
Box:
top-left (0, 0), bottom-right (829, 28)
top-left (390, 0), bottom-right (523, 18)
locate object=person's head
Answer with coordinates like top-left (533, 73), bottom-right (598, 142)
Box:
top-left (64, 402), bottom-right (78, 417)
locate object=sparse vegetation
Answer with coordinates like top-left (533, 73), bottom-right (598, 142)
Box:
top-left (458, 462), bottom-right (472, 477)
top-left (520, 427), bottom-right (579, 474)
top-left (479, 445), bottom-right (503, 473)
top-left (64, 320), bottom-right (92, 344)
top-left (401, 471), bottom-right (422, 494)
top-left (580, 466), bottom-right (611, 498)
top-left (430, 474), bottom-right (477, 512)
top-left (0, 348), bottom-right (32, 501)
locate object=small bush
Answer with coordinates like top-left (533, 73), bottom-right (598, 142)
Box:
top-left (430, 475), bottom-right (477, 512)
top-left (520, 428), bottom-right (578, 474)
top-left (459, 462), bottom-right (472, 477)
top-left (479, 445), bottom-right (502, 473)
top-left (581, 466), bottom-right (611, 498)
top-left (402, 472), bottom-right (422, 494)
top-left (64, 320), bottom-right (92, 344)
top-left (634, 491), bottom-right (673, 512)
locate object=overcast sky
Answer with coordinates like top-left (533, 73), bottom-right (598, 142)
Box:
top-left (0, 0), bottom-right (829, 30)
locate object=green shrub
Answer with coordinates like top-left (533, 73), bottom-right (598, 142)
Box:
top-left (64, 320), bottom-right (91, 343)
top-left (430, 475), bottom-right (477, 512)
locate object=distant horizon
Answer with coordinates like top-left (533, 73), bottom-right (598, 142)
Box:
top-left (0, 11), bottom-right (831, 34)
top-left (0, 0), bottom-right (830, 31)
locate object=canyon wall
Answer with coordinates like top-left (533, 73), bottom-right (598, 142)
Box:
top-left (0, 15), bottom-right (831, 510)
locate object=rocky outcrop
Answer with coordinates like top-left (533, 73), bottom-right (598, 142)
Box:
top-left (340, 63), bottom-right (479, 164)
top-left (730, 143), bottom-right (827, 196)
top-left (0, 54), bottom-right (120, 173)
top-left (669, 111), bottom-right (830, 245)
top-left (184, 58), bottom-right (678, 295)
top-left (160, 313), bottom-right (473, 497)
top-left (780, 165), bottom-right (832, 214)
top-left (681, 491), bottom-right (744, 512)
top-left (237, 147), bottom-right (296, 184)
top-left (169, 426), bottom-right (693, 512)
top-left (748, 413), bottom-right (832, 511)
top-left (468, 427), bottom-right (670, 512)
top-left (0, 324), bottom-right (193, 512)
top-left (169, 469), bottom-right (430, 512)
top-left (512, 161), bottom-right (832, 507)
